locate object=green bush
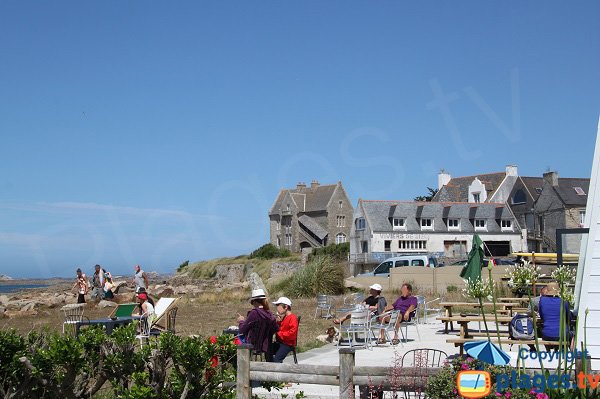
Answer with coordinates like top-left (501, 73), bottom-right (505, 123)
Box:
top-left (446, 284), bottom-right (458, 293)
top-left (308, 242), bottom-right (349, 262)
top-left (0, 326), bottom-right (237, 399)
top-left (273, 255), bottom-right (345, 298)
top-left (249, 243), bottom-right (291, 259)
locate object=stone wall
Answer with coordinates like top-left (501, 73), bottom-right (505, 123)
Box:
top-left (215, 264), bottom-right (246, 284)
top-left (270, 262), bottom-right (302, 278)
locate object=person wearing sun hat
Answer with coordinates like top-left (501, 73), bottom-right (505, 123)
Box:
top-left (539, 281), bottom-right (574, 342)
top-left (237, 288), bottom-right (279, 359)
top-left (334, 283), bottom-right (387, 326)
top-left (270, 297), bottom-right (299, 363)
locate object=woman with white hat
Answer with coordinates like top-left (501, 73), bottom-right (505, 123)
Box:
top-left (237, 288), bottom-right (279, 359)
top-left (271, 296), bottom-right (299, 363)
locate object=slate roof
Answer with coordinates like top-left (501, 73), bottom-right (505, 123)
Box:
top-left (433, 172), bottom-right (507, 202)
top-left (270, 184), bottom-right (338, 214)
top-left (519, 177), bottom-right (544, 201)
top-left (552, 178), bottom-right (590, 206)
top-left (359, 200), bottom-right (520, 234)
top-left (298, 215), bottom-right (328, 240)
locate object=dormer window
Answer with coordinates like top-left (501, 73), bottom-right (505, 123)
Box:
top-left (475, 219), bottom-right (487, 230)
top-left (286, 204), bottom-right (290, 212)
top-left (501, 220), bottom-right (512, 231)
top-left (392, 218), bottom-right (406, 230)
top-left (448, 219), bottom-right (460, 230)
top-left (421, 218), bottom-right (433, 230)
top-left (356, 218), bottom-right (366, 230)
top-left (472, 193), bottom-right (481, 203)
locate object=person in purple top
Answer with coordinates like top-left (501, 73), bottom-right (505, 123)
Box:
top-left (237, 288), bottom-right (279, 360)
top-left (383, 283), bottom-right (418, 345)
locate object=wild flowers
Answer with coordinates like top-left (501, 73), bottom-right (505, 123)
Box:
top-left (506, 264), bottom-right (542, 294)
top-left (463, 277), bottom-right (494, 301)
top-left (551, 265), bottom-right (576, 303)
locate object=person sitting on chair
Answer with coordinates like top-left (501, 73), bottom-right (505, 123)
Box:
top-left (238, 289), bottom-right (279, 360)
top-left (270, 297), bottom-right (299, 363)
top-left (539, 282), bottom-right (573, 345)
top-left (383, 283), bottom-right (418, 345)
top-left (333, 284), bottom-right (387, 325)
top-left (136, 290), bottom-right (156, 331)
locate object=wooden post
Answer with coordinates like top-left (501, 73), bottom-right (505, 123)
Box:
top-left (236, 344), bottom-right (252, 399)
top-left (339, 348), bottom-right (355, 399)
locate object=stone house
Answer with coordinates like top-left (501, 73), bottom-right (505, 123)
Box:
top-left (533, 172), bottom-right (589, 253)
top-left (349, 200), bottom-right (525, 270)
top-left (433, 166), bottom-right (590, 252)
top-left (268, 181), bottom-right (354, 253)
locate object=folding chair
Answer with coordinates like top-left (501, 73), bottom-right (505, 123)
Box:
top-left (314, 295), bottom-right (333, 319)
top-left (150, 297), bottom-right (180, 331)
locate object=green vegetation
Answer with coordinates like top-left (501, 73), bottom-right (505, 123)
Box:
top-left (184, 254), bottom-right (300, 281)
top-left (249, 243), bottom-right (291, 259)
top-left (271, 255), bottom-right (344, 298)
top-left (176, 260), bottom-right (189, 272)
top-left (307, 242), bottom-right (349, 262)
top-left (446, 284), bottom-right (458, 293)
top-left (0, 325), bottom-right (237, 399)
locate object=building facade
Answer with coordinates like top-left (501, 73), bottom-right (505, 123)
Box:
top-left (349, 200), bottom-right (526, 269)
top-left (268, 181), bottom-right (354, 253)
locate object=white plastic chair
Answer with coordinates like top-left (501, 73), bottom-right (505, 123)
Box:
top-left (136, 315), bottom-right (151, 348)
top-left (61, 303), bottom-right (85, 335)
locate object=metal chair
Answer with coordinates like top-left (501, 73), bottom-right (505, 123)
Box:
top-left (369, 310), bottom-right (403, 346)
top-left (314, 295), bottom-right (333, 319)
top-left (398, 310), bottom-right (421, 342)
top-left (61, 303), bottom-right (85, 335)
top-left (339, 308), bottom-right (371, 349)
top-left (422, 297), bottom-right (442, 323)
top-left (136, 316), bottom-right (151, 348)
top-left (400, 349), bottom-right (448, 399)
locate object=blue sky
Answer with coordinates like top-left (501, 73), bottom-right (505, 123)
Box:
top-left (1, 2), bottom-right (599, 278)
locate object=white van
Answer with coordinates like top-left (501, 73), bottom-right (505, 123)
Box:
top-left (359, 255), bottom-right (440, 277)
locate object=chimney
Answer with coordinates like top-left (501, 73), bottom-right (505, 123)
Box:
top-left (311, 180), bottom-right (320, 188)
top-left (438, 169), bottom-right (451, 190)
top-left (505, 165), bottom-right (518, 177)
top-left (296, 182), bottom-right (306, 190)
top-left (543, 171), bottom-right (559, 187)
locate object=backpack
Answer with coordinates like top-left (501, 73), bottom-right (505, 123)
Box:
top-left (509, 313), bottom-right (535, 340)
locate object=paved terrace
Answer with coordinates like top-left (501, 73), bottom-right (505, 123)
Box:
top-left (252, 320), bottom-right (598, 398)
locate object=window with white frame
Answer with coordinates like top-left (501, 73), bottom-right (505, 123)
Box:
top-left (337, 215), bottom-right (346, 228)
top-left (276, 236), bottom-right (281, 247)
top-left (501, 220), bottom-right (512, 230)
top-left (421, 218), bottom-right (433, 230)
top-left (356, 218), bottom-right (366, 230)
top-left (392, 218), bottom-right (406, 230)
top-left (399, 240), bottom-right (427, 250)
top-left (475, 219), bottom-right (487, 230)
top-left (580, 210), bottom-right (586, 227)
top-left (285, 234), bottom-right (292, 245)
top-left (339, 200), bottom-right (343, 209)
top-left (276, 220), bottom-right (281, 231)
top-left (448, 219), bottom-right (460, 230)
top-left (286, 203), bottom-right (291, 212)
top-left (336, 233), bottom-right (346, 244)
top-left (473, 193), bottom-right (481, 203)
top-left (384, 240), bottom-right (391, 252)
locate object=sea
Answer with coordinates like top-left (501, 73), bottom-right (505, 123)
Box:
top-left (0, 283), bottom-right (49, 294)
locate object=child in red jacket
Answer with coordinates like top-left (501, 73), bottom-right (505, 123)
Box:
top-left (271, 297), bottom-right (299, 363)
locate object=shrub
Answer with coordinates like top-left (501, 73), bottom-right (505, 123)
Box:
top-left (308, 242), bottom-right (350, 262)
top-left (249, 243), bottom-right (291, 260)
top-left (446, 285), bottom-right (458, 293)
top-left (177, 260), bottom-right (189, 272)
top-left (275, 255), bottom-right (345, 298)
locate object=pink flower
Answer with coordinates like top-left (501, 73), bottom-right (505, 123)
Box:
top-left (535, 394), bottom-right (548, 399)
top-left (530, 389), bottom-right (536, 394)
top-left (505, 393), bottom-right (512, 398)
top-left (495, 393), bottom-right (503, 397)
top-left (453, 389), bottom-right (457, 394)
top-left (461, 363), bottom-right (470, 370)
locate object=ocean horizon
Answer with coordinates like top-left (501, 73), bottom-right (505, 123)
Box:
top-left (0, 283), bottom-right (50, 294)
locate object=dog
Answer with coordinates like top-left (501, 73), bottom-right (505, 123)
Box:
top-left (316, 326), bottom-right (340, 344)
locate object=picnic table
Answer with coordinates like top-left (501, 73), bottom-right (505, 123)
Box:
top-left (436, 315), bottom-right (514, 338)
top-left (447, 336), bottom-right (561, 355)
top-left (497, 297), bottom-right (530, 304)
top-left (439, 302), bottom-right (520, 333)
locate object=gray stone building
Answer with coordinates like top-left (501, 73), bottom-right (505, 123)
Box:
top-left (532, 172), bottom-right (589, 253)
top-left (268, 181), bottom-right (354, 253)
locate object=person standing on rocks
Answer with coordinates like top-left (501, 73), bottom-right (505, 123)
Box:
top-left (90, 264), bottom-right (105, 302)
top-left (72, 268), bottom-right (88, 304)
top-left (132, 264), bottom-right (149, 293)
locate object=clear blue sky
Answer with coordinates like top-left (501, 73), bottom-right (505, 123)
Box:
top-left (1, 2), bottom-right (599, 278)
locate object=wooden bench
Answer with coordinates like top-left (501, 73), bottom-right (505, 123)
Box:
top-left (439, 302), bottom-right (520, 333)
top-left (447, 337), bottom-right (562, 355)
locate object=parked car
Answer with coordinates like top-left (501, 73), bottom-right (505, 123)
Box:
top-left (358, 254), bottom-right (440, 277)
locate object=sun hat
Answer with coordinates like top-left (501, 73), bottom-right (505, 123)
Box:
top-left (545, 282), bottom-right (559, 296)
top-left (369, 283), bottom-right (383, 292)
top-left (249, 288), bottom-right (267, 302)
top-left (273, 297), bottom-right (292, 307)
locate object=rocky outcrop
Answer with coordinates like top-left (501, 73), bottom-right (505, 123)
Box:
top-left (246, 272), bottom-right (267, 295)
top-left (0, 274), bottom-right (13, 281)
top-left (270, 262), bottom-right (301, 278)
top-left (215, 264), bottom-right (246, 284)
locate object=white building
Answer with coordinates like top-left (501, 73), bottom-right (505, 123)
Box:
top-left (349, 200), bottom-right (526, 268)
